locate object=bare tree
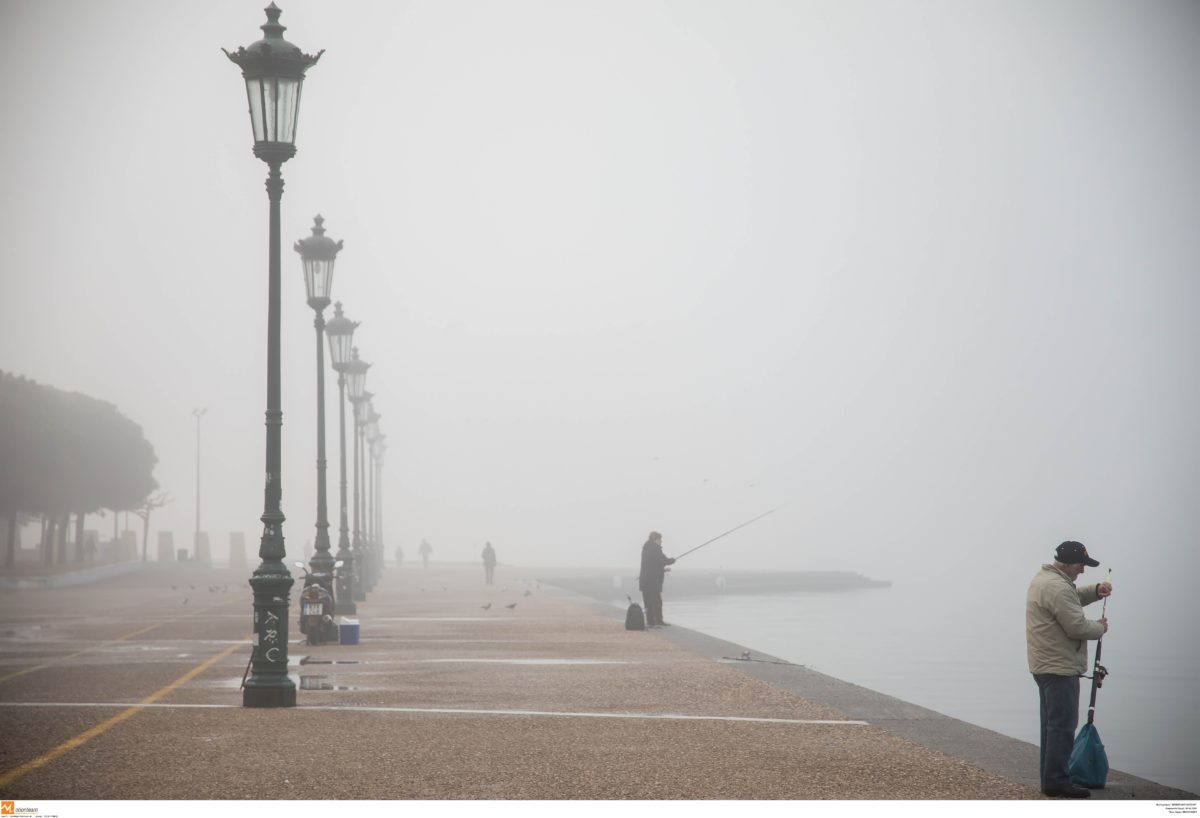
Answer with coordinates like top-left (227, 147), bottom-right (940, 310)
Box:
top-left (133, 493), bottom-right (173, 562)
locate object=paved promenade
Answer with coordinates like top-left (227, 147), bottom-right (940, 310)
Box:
top-left (0, 560), bottom-right (1193, 801)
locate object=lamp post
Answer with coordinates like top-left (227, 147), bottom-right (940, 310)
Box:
top-left (294, 215), bottom-right (343, 594)
top-left (225, 3), bottom-right (323, 709)
top-left (376, 436), bottom-right (387, 567)
top-left (365, 409), bottom-right (381, 590)
top-left (325, 304), bottom-right (359, 614)
top-left (352, 390), bottom-right (374, 600)
top-left (370, 431), bottom-right (385, 585)
top-left (349, 373), bottom-right (372, 602)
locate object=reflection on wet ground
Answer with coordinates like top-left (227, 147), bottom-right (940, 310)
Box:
top-left (299, 675), bottom-right (355, 691)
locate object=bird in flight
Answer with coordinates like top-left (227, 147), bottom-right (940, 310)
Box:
top-left (481, 603), bottom-right (492, 610)
top-left (505, 602), bottom-right (517, 610)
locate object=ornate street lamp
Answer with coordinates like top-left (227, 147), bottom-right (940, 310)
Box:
top-left (325, 304), bottom-right (359, 614)
top-left (225, 3), bottom-right (323, 709)
top-left (344, 347), bottom-right (370, 403)
top-left (294, 215), bottom-right (343, 593)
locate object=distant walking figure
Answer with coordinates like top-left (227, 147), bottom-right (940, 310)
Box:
top-left (482, 541), bottom-right (497, 585)
top-left (419, 539), bottom-right (433, 569)
top-left (639, 531), bottom-right (676, 628)
top-left (394, 545), bottom-right (404, 567)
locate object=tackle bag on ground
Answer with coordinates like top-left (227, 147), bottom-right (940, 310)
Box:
top-left (1069, 723), bottom-right (1108, 789)
top-left (625, 601), bottom-right (646, 631)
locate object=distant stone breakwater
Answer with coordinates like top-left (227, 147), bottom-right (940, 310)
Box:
top-left (541, 569), bottom-right (891, 601)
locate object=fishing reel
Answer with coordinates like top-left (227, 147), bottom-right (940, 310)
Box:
top-left (1088, 663), bottom-right (1109, 688)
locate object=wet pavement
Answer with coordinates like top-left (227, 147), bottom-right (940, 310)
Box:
top-left (0, 560), bottom-right (1193, 801)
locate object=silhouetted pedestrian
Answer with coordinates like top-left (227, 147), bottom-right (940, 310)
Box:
top-left (639, 531), bottom-right (675, 628)
top-left (482, 541), bottom-right (497, 585)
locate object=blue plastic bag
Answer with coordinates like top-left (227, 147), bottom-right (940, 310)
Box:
top-left (1069, 723), bottom-right (1109, 789)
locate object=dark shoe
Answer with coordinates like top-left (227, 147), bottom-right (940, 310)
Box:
top-left (1042, 786), bottom-right (1090, 799)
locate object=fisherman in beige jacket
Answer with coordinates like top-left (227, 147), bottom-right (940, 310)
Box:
top-left (1026, 541), bottom-right (1112, 799)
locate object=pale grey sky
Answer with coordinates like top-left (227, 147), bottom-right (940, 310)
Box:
top-left (2, 0), bottom-right (1198, 591)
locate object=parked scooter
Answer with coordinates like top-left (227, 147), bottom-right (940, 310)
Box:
top-left (295, 560), bottom-right (343, 646)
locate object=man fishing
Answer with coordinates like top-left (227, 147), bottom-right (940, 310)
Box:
top-left (1026, 540), bottom-right (1112, 799)
top-left (632, 510), bottom-right (776, 631)
top-left (639, 531), bottom-right (676, 628)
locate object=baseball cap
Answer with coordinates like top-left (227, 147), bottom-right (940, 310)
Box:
top-left (1055, 541), bottom-right (1100, 567)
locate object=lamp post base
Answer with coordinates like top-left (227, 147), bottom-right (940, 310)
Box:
top-left (243, 566), bottom-right (296, 708)
top-left (243, 682), bottom-right (297, 708)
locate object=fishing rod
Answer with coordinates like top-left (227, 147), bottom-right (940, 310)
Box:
top-left (1085, 568), bottom-right (1112, 725)
top-left (674, 508), bottom-right (778, 561)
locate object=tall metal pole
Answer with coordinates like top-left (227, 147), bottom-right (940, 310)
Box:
top-left (366, 437), bottom-right (376, 591)
top-left (359, 412), bottom-right (370, 596)
top-left (309, 309), bottom-right (333, 575)
top-left (374, 449), bottom-right (383, 581)
top-left (334, 371), bottom-right (355, 613)
top-left (350, 396), bottom-right (366, 601)
top-left (244, 158), bottom-right (296, 708)
top-left (377, 458), bottom-right (383, 569)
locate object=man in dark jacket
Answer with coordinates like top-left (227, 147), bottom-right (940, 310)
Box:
top-left (639, 531), bottom-right (676, 628)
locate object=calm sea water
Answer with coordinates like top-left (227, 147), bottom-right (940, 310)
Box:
top-left (655, 579), bottom-right (1199, 795)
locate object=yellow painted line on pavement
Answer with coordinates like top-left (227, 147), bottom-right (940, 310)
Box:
top-left (0, 638), bottom-right (247, 789)
top-left (0, 603), bottom-right (233, 684)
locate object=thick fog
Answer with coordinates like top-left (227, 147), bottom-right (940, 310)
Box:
top-left (2, 1), bottom-right (1198, 594)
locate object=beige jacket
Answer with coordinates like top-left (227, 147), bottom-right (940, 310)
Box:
top-left (1026, 564), bottom-right (1104, 676)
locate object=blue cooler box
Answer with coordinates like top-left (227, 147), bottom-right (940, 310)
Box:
top-left (338, 618), bottom-right (360, 645)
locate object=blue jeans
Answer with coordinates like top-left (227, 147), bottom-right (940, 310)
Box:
top-left (1034, 674), bottom-right (1080, 791)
